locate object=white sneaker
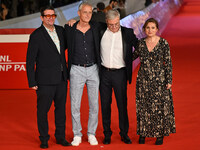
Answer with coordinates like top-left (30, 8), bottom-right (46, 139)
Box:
top-left (88, 134), bottom-right (98, 145)
top-left (71, 136), bottom-right (81, 146)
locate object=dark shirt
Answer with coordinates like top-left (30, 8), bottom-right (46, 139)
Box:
top-left (72, 28), bottom-right (96, 65)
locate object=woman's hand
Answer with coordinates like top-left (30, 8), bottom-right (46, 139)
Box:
top-left (32, 86), bottom-right (38, 90)
top-left (166, 83), bottom-right (172, 89)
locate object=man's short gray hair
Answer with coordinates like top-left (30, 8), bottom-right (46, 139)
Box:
top-left (106, 9), bottom-right (120, 20)
top-left (78, 1), bottom-right (93, 11)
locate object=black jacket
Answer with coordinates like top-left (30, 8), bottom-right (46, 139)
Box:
top-left (26, 24), bottom-right (68, 87)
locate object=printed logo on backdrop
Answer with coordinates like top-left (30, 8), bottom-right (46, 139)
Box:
top-left (0, 32), bottom-right (30, 89)
top-left (0, 55), bottom-right (26, 72)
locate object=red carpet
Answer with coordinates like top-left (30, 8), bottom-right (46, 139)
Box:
top-left (1, 0), bottom-right (200, 149)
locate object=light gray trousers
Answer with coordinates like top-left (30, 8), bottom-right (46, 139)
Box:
top-left (70, 64), bottom-right (99, 137)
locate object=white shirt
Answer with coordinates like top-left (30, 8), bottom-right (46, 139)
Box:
top-left (44, 25), bottom-right (60, 54)
top-left (100, 28), bottom-right (125, 69)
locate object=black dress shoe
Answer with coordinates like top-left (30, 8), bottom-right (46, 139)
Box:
top-left (103, 137), bottom-right (111, 144)
top-left (155, 137), bottom-right (164, 145)
top-left (121, 135), bottom-right (132, 144)
top-left (139, 136), bottom-right (145, 144)
top-left (56, 139), bottom-right (71, 146)
top-left (40, 141), bottom-right (48, 149)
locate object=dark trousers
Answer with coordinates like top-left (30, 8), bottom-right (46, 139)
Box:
top-left (36, 80), bottom-right (67, 142)
top-left (100, 67), bottom-right (129, 137)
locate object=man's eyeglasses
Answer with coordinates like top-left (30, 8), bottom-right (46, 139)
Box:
top-left (107, 22), bottom-right (120, 28)
top-left (43, 14), bottom-right (57, 19)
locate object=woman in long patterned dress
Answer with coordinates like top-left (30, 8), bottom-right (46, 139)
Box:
top-left (133, 18), bottom-right (176, 145)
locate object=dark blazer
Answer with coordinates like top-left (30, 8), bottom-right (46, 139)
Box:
top-left (99, 23), bottom-right (138, 84)
top-left (26, 24), bottom-right (68, 87)
top-left (64, 21), bottom-right (101, 74)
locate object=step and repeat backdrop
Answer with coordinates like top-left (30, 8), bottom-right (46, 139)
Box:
top-left (0, 0), bottom-right (182, 89)
top-left (0, 30), bottom-right (33, 89)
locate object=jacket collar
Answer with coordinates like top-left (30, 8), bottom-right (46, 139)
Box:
top-left (41, 24), bottom-right (61, 55)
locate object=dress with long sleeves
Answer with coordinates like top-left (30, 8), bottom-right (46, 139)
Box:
top-left (133, 38), bottom-right (176, 137)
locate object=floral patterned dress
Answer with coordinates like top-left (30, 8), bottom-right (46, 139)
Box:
top-left (133, 38), bottom-right (176, 137)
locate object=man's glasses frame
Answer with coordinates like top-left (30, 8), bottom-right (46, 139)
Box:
top-left (42, 14), bottom-right (57, 19)
top-left (107, 22), bottom-right (120, 28)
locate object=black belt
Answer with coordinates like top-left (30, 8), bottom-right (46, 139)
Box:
top-left (101, 65), bottom-right (125, 71)
top-left (73, 62), bottom-right (95, 67)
